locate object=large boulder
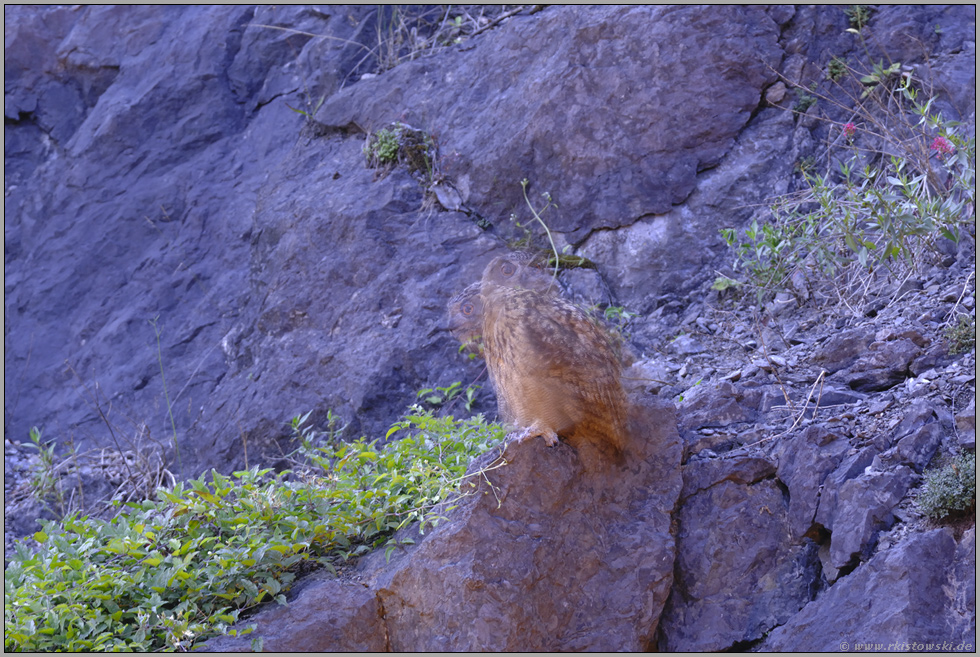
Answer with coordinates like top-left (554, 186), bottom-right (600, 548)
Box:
top-left (203, 395), bottom-right (683, 651)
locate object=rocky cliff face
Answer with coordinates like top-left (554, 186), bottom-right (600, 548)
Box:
top-left (5, 4), bottom-right (975, 651)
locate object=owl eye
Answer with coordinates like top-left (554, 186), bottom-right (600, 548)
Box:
top-left (461, 302), bottom-right (475, 316)
top-left (499, 261), bottom-right (516, 277)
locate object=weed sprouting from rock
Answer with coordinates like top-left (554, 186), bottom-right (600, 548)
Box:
top-left (916, 452), bottom-right (976, 521)
top-left (944, 315), bottom-right (976, 355)
top-left (363, 121), bottom-right (438, 184)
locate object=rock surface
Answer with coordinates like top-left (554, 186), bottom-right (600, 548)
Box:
top-left (204, 395), bottom-right (682, 652)
top-left (761, 527), bottom-right (976, 652)
top-left (659, 455), bottom-right (817, 652)
top-left (4, 3), bottom-right (976, 653)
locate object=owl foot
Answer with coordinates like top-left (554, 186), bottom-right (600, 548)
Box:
top-left (509, 424), bottom-right (559, 447)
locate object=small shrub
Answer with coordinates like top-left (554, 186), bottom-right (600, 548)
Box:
top-left (827, 57), bottom-right (848, 81)
top-left (916, 452), bottom-right (976, 521)
top-left (367, 127), bottom-right (401, 165)
top-left (844, 5), bottom-right (872, 31)
top-left (944, 315), bottom-right (976, 355)
top-left (363, 122), bottom-right (437, 182)
top-left (793, 93), bottom-right (817, 114)
top-left (722, 43), bottom-right (976, 306)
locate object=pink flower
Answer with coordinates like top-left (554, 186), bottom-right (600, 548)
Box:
top-left (931, 136), bottom-right (955, 157)
top-left (842, 122), bottom-right (856, 138)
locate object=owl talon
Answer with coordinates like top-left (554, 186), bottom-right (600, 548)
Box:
top-left (508, 426), bottom-right (559, 447)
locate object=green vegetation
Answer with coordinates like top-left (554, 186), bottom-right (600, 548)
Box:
top-left (363, 122), bottom-right (437, 182)
top-left (5, 407), bottom-right (505, 652)
top-left (916, 452), bottom-right (976, 521)
top-left (827, 57), bottom-right (848, 82)
top-left (844, 5), bottom-right (872, 31)
top-left (416, 381), bottom-right (482, 413)
top-left (793, 92), bottom-right (817, 114)
top-left (720, 25), bottom-right (976, 305)
top-left (944, 314), bottom-right (976, 355)
top-left (508, 179), bottom-right (565, 279)
top-left (602, 305), bottom-right (636, 326)
top-left (24, 427), bottom-right (69, 516)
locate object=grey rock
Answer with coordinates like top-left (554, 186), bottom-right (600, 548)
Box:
top-left (874, 423), bottom-right (943, 474)
top-left (813, 328), bottom-right (874, 373)
top-left (559, 267), bottom-right (613, 308)
top-left (5, 4), bottom-right (375, 476)
top-left (892, 399), bottom-right (940, 440)
top-left (677, 381), bottom-right (755, 432)
top-left (814, 446), bottom-right (880, 535)
top-left (828, 468), bottom-right (914, 572)
top-left (671, 334), bottom-right (705, 356)
top-left (775, 426), bottom-right (850, 539)
top-left (911, 343), bottom-right (958, 375)
top-left (679, 455), bottom-right (777, 500)
top-left (622, 359), bottom-right (670, 395)
top-left (762, 528), bottom-right (976, 651)
top-left (955, 398), bottom-right (976, 449)
top-left (317, 5), bottom-right (783, 249)
top-left (841, 338), bottom-right (922, 392)
top-left (660, 455), bottom-right (814, 651)
top-left (813, 387), bottom-right (867, 406)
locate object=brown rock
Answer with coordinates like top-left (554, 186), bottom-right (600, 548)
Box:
top-left (369, 395), bottom-right (682, 651)
top-left (200, 577), bottom-right (386, 652)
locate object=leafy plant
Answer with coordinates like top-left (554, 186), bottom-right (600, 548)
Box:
top-left (416, 382), bottom-right (482, 413)
top-left (711, 274), bottom-right (742, 293)
top-left (372, 128), bottom-right (401, 164)
top-left (24, 427), bottom-right (67, 515)
top-left (844, 5), bottom-right (872, 31)
top-left (916, 452), bottom-right (976, 520)
top-left (944, 314), bottom-right (976, 355)
top-left (793, 92), bottom-right (817, 114)
top-left (725, 43), bottom-right (976, 306)
top-left (602, 305), bottom-right (636, 325)
top-left (363, 122), bottom-right (438, 184)
top-left (827, 57), bottom-right (848, 82)
top-left (5, 408), bottom-right (505, 652)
